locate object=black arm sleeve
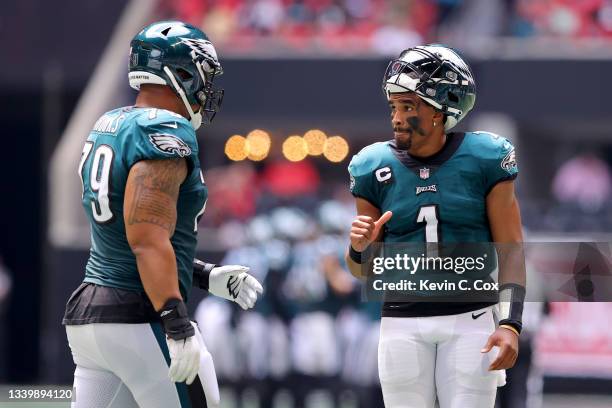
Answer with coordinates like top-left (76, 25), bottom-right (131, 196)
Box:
top-left (498, 283), bottom-right (525, 334)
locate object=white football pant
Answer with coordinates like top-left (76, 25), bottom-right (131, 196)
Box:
top-left (378, 306), bottom-right (506, 408)
top-left (66, 322), bottom-right (219, 408)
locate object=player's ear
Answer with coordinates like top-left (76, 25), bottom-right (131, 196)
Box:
top-left (432, 110), bottom-right (444, 124)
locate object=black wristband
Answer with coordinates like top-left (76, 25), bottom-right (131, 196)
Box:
top-left (349, 245), bottom-right (363, 264)
top-left (499, 319), bottom-right (523, 335)
top-left (193, 258), bottom-right (216, 292)
top-left (159, 298), bottom-right (194, 340)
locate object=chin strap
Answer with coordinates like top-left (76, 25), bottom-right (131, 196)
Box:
top-left (163, 66), bottom-right (202, 130)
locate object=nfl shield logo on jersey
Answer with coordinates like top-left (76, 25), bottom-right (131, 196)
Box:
top-left (419, 167), bottom-right (430, 180)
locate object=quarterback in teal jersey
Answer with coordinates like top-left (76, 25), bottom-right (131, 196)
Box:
top-left (345, 45), bottom-right (526, 408)
top-left (63, 21), bottom-right (262, 408)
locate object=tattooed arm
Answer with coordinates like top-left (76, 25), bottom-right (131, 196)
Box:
top-left (124, 158), bottom-right (187, 311)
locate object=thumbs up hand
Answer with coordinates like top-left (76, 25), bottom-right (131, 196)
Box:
top-left (349, 211), bottom-right (392, 252)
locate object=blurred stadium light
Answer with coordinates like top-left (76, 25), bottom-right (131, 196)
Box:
top-left (245, 129), bottom-right (272, 161)
top-left (282, 135), bottom-right (309, 162)
top-left (225, 134), bottom-right (249, 161)
top-left (323, 135), bottom-right (350, 163)
top-left (304, 129), bottom-right (327, 156)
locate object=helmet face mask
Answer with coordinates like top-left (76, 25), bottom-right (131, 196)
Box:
top-left (195, 71), bottom-right (224, 125)
top-left (128, 21), bottom-right (224, 129)
top-left (383, 45), bottom-right (476, 131)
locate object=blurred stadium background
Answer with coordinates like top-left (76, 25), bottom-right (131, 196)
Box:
top-left (2, 0), bottom-right (612, 407)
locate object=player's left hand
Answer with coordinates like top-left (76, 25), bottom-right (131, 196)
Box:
top-left (481, 327), bottom-right (519, 371)
top-left (208, 265), bottom-right (263, 310)
top-left (167, 333), bottom-right (200, 384)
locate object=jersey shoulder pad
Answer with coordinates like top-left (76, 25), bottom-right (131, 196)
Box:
top-left (132, 108), bottom-right (193, 135)
top-left (123, 108), bottom-right (197, 167)
top-left (348, 141), bottom-right (390, 205)
top-left (134, 109), bottom-right (195, 153)
top-left (143, 108), bottom-right (191, 127)
top-left (466, 131), bottom-right (518, 191)
top-left (348, 141), bottom-right (389, 177)
top-left (466, 131), bottom-right (512, 156)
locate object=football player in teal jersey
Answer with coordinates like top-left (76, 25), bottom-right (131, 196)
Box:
top-left (345, 45), bottom-right (526, 407)
top-left (63, 21), bottom-right (262, 408)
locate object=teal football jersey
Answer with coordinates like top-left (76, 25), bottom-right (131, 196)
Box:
top-left (78, 107), bottom-right (208, 300)
top-left (348, 132), bottom-right (518, 316)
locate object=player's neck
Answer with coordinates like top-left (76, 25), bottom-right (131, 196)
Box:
top-left (408, 132), bottom-right (447, 159)
top-left (135, 86), bottom-right (189, 119)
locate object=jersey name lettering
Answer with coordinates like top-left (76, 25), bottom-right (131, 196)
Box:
top-left (92, 113), bottom-right (125, 134)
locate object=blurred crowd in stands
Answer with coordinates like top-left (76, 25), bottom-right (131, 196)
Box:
top-left (159, 0), bottom-right (612, 55)
top-left (548, 152), bottom-right (612, 232)
top-left (197, 204), bottom-right (384, 406)
top-left (524, 151), bottom-right (612, 233)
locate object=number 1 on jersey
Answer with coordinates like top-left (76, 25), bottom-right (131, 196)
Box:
top-left (416, 205), bottom-right (440, 257)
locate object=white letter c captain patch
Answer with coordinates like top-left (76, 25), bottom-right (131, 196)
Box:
top-left (375, 167), bottom-right (392, 183)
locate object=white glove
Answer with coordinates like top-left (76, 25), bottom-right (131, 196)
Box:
top-left (166, 329), bottom-right (200, 384)
top-left (208, 265), bottom-right (263, 310)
